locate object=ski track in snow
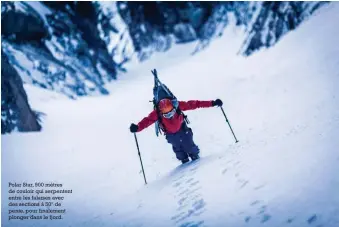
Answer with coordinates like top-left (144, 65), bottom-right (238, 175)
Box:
top-left (2, 3), bottom-right (339, 227)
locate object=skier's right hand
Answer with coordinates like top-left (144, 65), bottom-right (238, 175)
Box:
top-left (212, 99), bottom-right (223, 107)
top-left (130, 123), bottom-right (138, 133)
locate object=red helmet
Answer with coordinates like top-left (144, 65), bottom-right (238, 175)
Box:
top-left (158, 99), bottom-right (174, 114)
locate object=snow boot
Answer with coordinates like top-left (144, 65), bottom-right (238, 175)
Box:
top-left (190, 154), bottom-right (200, 161)
top-left (181, 158), bottom-right (190, 164)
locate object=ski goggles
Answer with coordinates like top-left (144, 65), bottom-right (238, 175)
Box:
top-left (162, 108), bottom-right (176, 119)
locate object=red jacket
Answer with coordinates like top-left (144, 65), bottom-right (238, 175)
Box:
top-left (137, 100), bottom-right (213, 133)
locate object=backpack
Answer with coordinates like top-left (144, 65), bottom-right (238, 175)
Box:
top-left (151, 69), bottom-right (189, 136)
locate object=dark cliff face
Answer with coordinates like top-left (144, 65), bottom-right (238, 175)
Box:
top-left (117, 1), bottom-right (218, 61)
top-left (240, 1), bottom-right (328, 56)
top-left (117, 1), bottom-right (328, 60)
top-left (43, 2), bottom-right (118, 81)
top-left (1, 10), bottom-right (49, 43)
top-left (1, 51), bottom-right (41, 134)
top-left (2, 2), bottom-right (129, 99)
top-left (1, 2), bottom-right (129, 134)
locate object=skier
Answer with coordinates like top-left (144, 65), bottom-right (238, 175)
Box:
top-left (129, 97), bottom-right (223, 164)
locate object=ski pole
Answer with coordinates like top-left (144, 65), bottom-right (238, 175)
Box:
top-left (133, 133), bottom-right (147, 184)
top-left (220, 106), bottom-right (239, 143)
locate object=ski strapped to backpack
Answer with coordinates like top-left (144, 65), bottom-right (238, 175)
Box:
top-left (151, 69), bottom-right (190, 136)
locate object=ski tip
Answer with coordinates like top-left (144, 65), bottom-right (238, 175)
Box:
top-left (151, 69), bottom-right (157, 77)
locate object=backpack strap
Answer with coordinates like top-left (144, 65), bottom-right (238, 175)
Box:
top-left (153, 98), bottom-right (167, 134)
top-left (176, 107), bottom-right (190, 125)
top-left (173, 99), bottom-right (190, 124)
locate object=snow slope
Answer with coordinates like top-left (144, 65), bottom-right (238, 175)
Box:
top-left (2, 3), bottom-right (339, 227)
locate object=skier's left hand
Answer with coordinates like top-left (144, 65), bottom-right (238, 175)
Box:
top-left (130, 123), bottom-right (138, 133)
top-left (212, 99), bottom-right (223, 107)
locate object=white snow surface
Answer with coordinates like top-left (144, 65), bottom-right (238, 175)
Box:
top-left (2, 3), bottom-right (339, 227)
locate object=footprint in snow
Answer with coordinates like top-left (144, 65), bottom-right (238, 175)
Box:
top-left (174, 174), bottom-right (186, 182)
top-left (179, 220), bottom-right (204, 227)
top-left (173, 182), bottom-right (181, 188)
top-left (176, 189), bottom-right (202, 210)
top-left (178, 197), bottom-right (188, 206)
top-left (286, 217), bottom-right (295, 223)
top-left (178, 189), bottom-right (190, 197)
top-left (246, 201), bottom-right (271, 223)
top-left (192, 194), bottom-right (202, 200)
top-left (233, 161), bottom-right (241, 166)
top-left (254, 184), bottom-right (265, 190)
top-left (192, 199), bottom-right (206, 211)
top-left (250, 200), bottom-right (261, 206)
top-left (189, 166), bottom-right (199, 173)
top-left (177, 185), bottom-right (201, 198)
top-left (188, 186), bottom-right (203, 195)
top-left (257, 205), bottom-right (267, 215)
top-left (190, 181), bottom-right (200, 187)
top-left (186, 178), bottom-right (194, 183)
top-left (244, 216), bottom-right (251, 223)
top-left (175, 208), bottom-right (205, 223)
top-left (307, 214), bottom-right (317, 224)
top-left (171, 212), bottom-right (186, 221)
top-left (261, 214), bottom-right (271, 223)
top-left (239, 180), bottom-right (249, 189)
top-left (173, 190), bottom-right (206, 223)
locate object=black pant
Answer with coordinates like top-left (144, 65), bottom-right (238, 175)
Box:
top-left (165, 124), bottom-right (200, 161)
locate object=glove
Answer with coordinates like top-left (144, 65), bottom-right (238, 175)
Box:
top-left (130, 123), bottom-right (138, 133)
top-left (212, 99), bottom-right (223, 107)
